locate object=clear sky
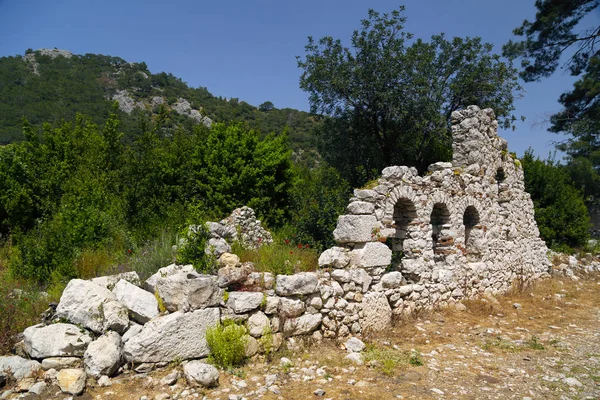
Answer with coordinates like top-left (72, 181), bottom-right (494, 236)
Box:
top-left (0, 0), bottom-right (598, 158)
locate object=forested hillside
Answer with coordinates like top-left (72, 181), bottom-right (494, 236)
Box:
top-left (0, 48), bottom-right (320, 158)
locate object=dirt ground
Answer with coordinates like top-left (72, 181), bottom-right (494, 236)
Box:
top-left (6, 273), bottom-right (600, 400)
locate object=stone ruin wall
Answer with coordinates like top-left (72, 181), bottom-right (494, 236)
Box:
top-left (6, 106), bottom-right (553, 383)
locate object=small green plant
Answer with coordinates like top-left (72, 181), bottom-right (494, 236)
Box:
top-left (206, 320), bottom-right (248, 369)
top-left (408, 349), bottom-right (424, 366)
top-left (482, 336), bottom-right (521, 353)
top-left (260, 325), bottom-right (274, 360)
top-left (526, 335), bottom-right (546, 350)
top-left (222, 290), bottom-right (229, 303)
top-left (363, 344), bottom-right (423, 376)
top-left (155, 289), bottom-right (166, 313)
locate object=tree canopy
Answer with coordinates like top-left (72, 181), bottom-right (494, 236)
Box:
top-left (297, 8), bottom-right (522, 185)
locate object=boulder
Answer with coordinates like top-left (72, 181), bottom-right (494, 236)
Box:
top-left (218, 253), bottom-right (241, 268)
top-left (206, 237), bottom-right (231, 257)
top-left (41, 357), bottom-right (81, 371)
top-left (23, 323), bottom-right (93, 358)
top-left (247, 311), bottom-right (270, 337)
top-left (55, 279), bottom-right (129, 334)
top-left (112, 279), bottom-right (159, 323)
top-left (122, 323), bottom-right (143, 343)
top-left (275, 273), bottom-right (319, 296)
top-left (381, 271), bottom-right (403, 289)
top-left (0, 356), bottom-right (41, 380)
top-left (347, 201), bottom-right (375, 215)
top-left (351, 242), bottom-right (392, 268)
top-left (217, 263), bottom-right (254, 288)
top-left (226, 291), bottom-right (264, 314)
top-left (318, 247), bottom-right (351, 269)
top-left (345, 337), bottom-right (366, 353)
top-left (83, 332), bottom-right (123, 378)
top-left (90, 271), bottom-right (141, 289)
top-left (155, 273), bottom-right (220, 312)
top-left (278, 298), bottom-right (305, 318)
top-left (333, 215), bottom-right (379, 243)
top-left (361, 292), bottom-right (392, 332)
top-left (123, 308), bottom-right (220, 363)
top-left (284, 313), bottom-right (322, 336)
top-left (57, 368), bottom-right (86, 395)
top-left (145, 263), bottom-right (195, 293)
top-left (183, 360), bottom-right (219, 388)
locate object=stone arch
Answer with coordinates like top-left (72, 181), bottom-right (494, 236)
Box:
top-left (463, 205), bottom-right (480, 247)
top-left (389, 198), bottom-right (418, 266)
top-left (430, 202), bottom-right (453, 258)
top-left (422, 191), bottom-right (455, 222)
top-left (382, 186), bottom-right (417, 224)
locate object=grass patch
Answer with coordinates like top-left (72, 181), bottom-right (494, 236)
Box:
top-left (525, 335), bottom-right (546, 350)
top-left (363, 344), bottom-right (424, 376)
top-left (231, 240), bottom-right (318, 275)
top-left (482, 337), bottom-right (522, 353)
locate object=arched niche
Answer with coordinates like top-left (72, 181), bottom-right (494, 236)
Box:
top-left (496, 167), bottom-right (507, 193)
top-left (430, 203), bottom-right (452, 257)
top-left (390, 198), bottom-right (417, 266)
top-left (463, 205), bottom-right (483, 261)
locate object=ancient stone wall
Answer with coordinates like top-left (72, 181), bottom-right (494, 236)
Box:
top-left (4, 106), bottom-right (553, 386)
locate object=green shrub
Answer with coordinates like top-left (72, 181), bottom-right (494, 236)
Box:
top-left (206, 320), bottom-right (248, 369)
top-left (231, 239), bottom-right (318, 276)
top-left (176, 224), bottom-right (216, 273)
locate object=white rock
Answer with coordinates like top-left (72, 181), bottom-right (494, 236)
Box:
top-left (333, 215), bottom-right (379, 243)
top-left (121, 323), bottom-right (143, 343)
top-left (0, 356), bottom-right (41, 380)
top-left (345, 337), bottom-right (366, 353)
top-left (350, 269), bottom-right (373, 292)
top-left (56, 279), bottom-right (129, 334)
top-left (156, 273), bottom-right (220, 312)
top-left (97, 375), bottom-right (112, 387)
top-left (83, 331), bottom-right (122, 378)
top-left (351, 242), bottom-right (392, 268)
top-left (318, 247), bottom-right (351, 269)
top-left (112, 279), bottom-right (159, 323)
top-left (278, 298), bottom-right (305, 318)
top-left (264, 296), bottom-right (280, 314)
top-left (347, 201), bottom-right (375, 215)
top-left (275, 273), bottom-right (319, 296)
top-left (183, 361), bottom-right (219, 388)
top-left (57, 368), bottom-right (86, 395)
top-left (361, 292), bottom-right (392, 332)
top-left (24, 323), bottom-right (93, 358)
top-left (28, 381), bottom-right (46, 395)
top-left (247, 311), bottom-right (270, 337)
top-left (331, 269), bottom-right (351, 283)
top-left (344, 352), bottom-right (364, 365)
top-left (284, 313), bottom-right (322, 336)
top-left (90, 271), bottom-right (140, 289)
top-left (218, 253), bottom-right (241, 268)
top-left (123, 308), bottom-right (219, 363)
top-left (206, 237), bottom-right (231, 257)
top-left (145, 263), bottom-right (195, 293)
top-left (41, 357), bottom-right (81, 371)
top-left (381, 272), bottom-right (403, 289)
top-left (226, 291), bottom-right (264, 313)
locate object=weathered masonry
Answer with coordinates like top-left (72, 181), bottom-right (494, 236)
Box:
top-left (319, 105), bottom-right (551, 326)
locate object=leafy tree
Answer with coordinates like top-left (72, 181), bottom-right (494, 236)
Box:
top-left (288, 164), bottom-right (351, 250)
top-left (503, 0), bottom-right (600, 183)
top-left (297, 7), bottom-right (522, 186)
top-left (259, 101), bottom-right (275, 112)
top-left (521, 149), bottom-right (590, 250)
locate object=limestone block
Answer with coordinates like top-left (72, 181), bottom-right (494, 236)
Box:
top-left (56, 279), bottom-right (129, 334)
top-left (123, 308), bottom-right (220, 363)
top-left (41, 358), bottom-right (81, 371)
top-left (381, 271), bottom-right (403, 289)
top-left (0, 356), bottom-right (41, 380)
top-left (83, 332), bottom-right (122, 378)
top-left (156, 273), bottom-right (220, 312)
top-left (218, 253), bottom-right (241, 268)
top-left (144, 263), bottom-right (195, 293)
top-left (206, 237), bottom-right (231, 257)
top-left (90, 271), bottom-right (141, 289)
top-left (247, 311), bottom-right (270, 337)
top-left (226, 291), bottom-right (264, 314)
top-left (347, 201), bottom-right (375, 215)
top-left (184, 361), bottom-right (219, 388)
top-left (331, 269), bottom-right (351, 283)
top-left (57, 368), bottom-right (86, 395)
top-left (121, 323), bottom-right (142, 343)
top-left (318, 247), bottom-right (351, 269)
top-left (217, 264), bottom-right (254, 288)
top-left (361, 292), bottom-right (392, 332)
top-left (284, 313), bottom-right (322, 336)
top-left (275, 272), bottom-right (319, 296)
top-left (112, 279), bottom-right (159, 323)
top-left (278, 298), bottom-right (305, 318)
top-left (350, 269), bottom-right (373, 293)
top-left (351, 242), bottom-right (392, 268)
top-left (333, 215), bottom-right (379, 243)
top-left (24, 323), bottom-right (93, 358)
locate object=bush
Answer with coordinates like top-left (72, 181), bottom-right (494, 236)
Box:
top-left (175, 223), bottom-right (216, 273)
top-left (231, 239), bottom-right (318, 276)
top-left (206, 320), bottom-right (247, 369)
top-left (521, 150), bottom-right (591, 250)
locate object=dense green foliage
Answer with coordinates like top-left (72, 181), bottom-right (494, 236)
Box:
top-left (298, 7), bottom-right (522, 185)
top-left (521, 150), bottom-right (591, 250)
top-left (0, 109), bottom-right (293, 283)
top-left (206, 320), bottom-right (248, 369)
top-left (0, 50), bottom-right (320, 156)
top-left (504, 0), bottom-right (600, 203)
top-left (176, 224), bottom-right (216, 273)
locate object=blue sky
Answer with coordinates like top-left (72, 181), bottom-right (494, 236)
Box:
top-left (0, 0), bottom-right (598, 158)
